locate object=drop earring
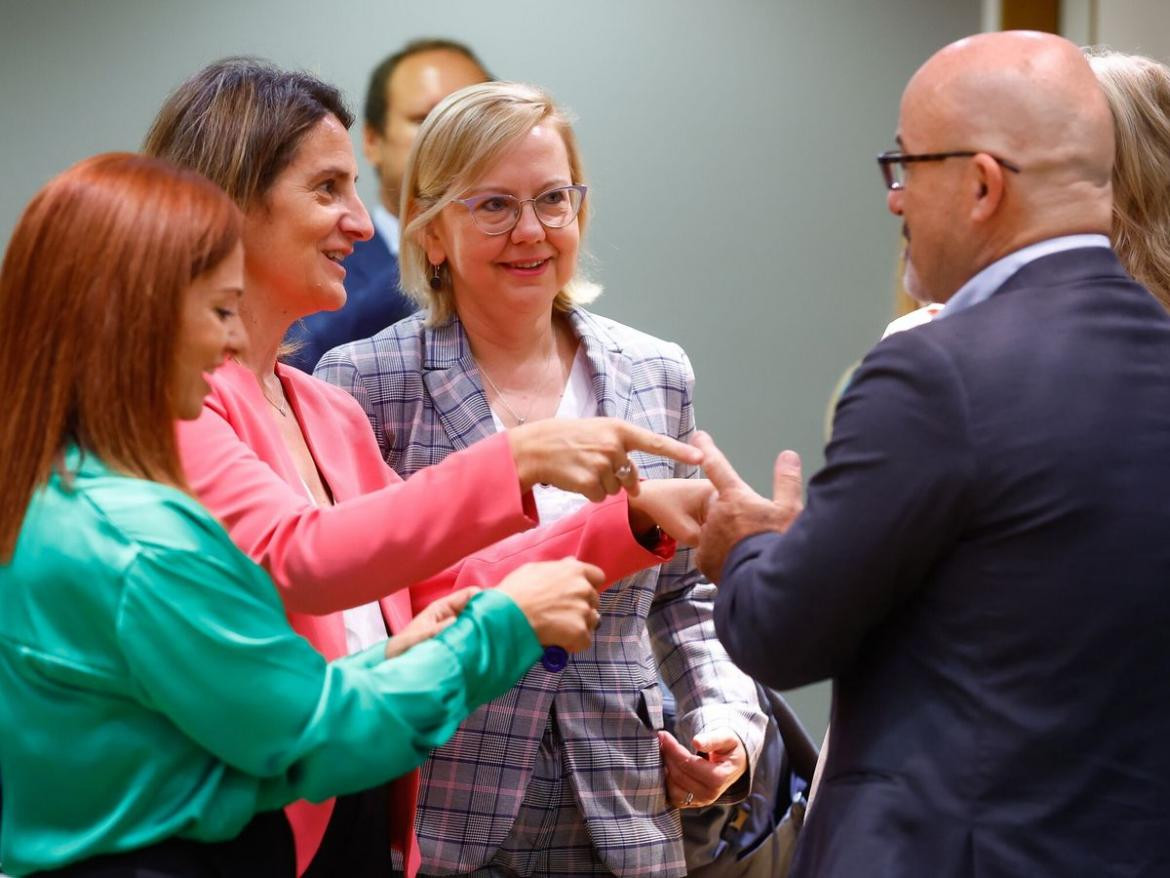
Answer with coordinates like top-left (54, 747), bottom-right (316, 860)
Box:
top-left (429, 262), bottom-right (443, 291)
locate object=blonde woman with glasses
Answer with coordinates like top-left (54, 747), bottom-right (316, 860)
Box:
top-left (317, 81), bottom-right (767, 878)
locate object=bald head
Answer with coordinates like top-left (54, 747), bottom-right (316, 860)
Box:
top-left (904, 31), bottom-right (1114, 192)
top-left (890, 32), bottom-right (1116, 303)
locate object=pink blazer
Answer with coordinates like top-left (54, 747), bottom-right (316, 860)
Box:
top-left (177, 360), bottom-right (670, 876)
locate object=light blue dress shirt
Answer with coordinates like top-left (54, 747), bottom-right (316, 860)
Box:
top-left (940, 234), bottom-right (1111, 318)
top-left (372, 203), bottom-right (401, 257)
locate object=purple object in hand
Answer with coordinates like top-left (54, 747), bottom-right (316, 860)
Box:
top-left (541, 646), bottom-right (569, 672)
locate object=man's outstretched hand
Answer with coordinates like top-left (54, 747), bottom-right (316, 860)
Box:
top-left (692, 430), bottom-right (804, 582)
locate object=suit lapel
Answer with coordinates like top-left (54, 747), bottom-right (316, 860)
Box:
top-left (419, 309), bottom-right (638, 453)
top-left (276, 364), bottom-right (416, 637)
top-left (569, 308), bottom-right (632, 422)
top-left (421, 315), bottom-right (499, 452)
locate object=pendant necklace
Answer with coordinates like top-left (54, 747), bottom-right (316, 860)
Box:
top-left (479, 349), bottom-right (563, 426)
top-left (263, 376), bottom-right (289, 417)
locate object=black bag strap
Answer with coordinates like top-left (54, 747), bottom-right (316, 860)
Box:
top-left (761, 687), bottom-right (819, 784)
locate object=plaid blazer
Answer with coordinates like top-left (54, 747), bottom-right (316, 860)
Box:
top-left (316, 307), bottom-right (766, 877)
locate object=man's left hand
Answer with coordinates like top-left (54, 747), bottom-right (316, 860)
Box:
top-left (659, 727), bottom-right (748, 809)
top-left (693, 431), bottom-right (803, 583)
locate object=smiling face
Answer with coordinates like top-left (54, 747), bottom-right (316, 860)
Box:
top-left (242, 114), bottom-right (373, 319)
top-left (173, 242), bottom-right (246, 419)
top-left (423, 124), bottom-right (580, 318)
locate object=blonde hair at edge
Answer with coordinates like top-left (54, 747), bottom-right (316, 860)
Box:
top-left (400, 80), bottom-right (600, 324)
top-left (1086, 48), bottom-right (1170, 310)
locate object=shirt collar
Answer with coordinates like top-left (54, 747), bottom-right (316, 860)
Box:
top-left (371, 204), bottom-right (400, 257)
top-left (940, 234), bottom-right (1111, 318)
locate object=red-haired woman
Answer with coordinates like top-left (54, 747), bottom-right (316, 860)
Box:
top-left (0, 153), bottom-right (603, 878)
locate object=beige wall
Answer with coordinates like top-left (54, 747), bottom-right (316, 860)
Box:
top-left (1094, 0), bottom-right (1170, 60)
top-left (985, 0), bottom-right (1170, 59)
top-left (0, 0), bottom-right (985, 742)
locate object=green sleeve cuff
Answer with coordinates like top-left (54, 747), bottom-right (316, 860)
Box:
top-left (342, 639), bottom-right (391, 669)
top-left (434, 589), bottom-right (542, 708)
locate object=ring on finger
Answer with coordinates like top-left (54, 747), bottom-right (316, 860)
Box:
top-left (683, 790), bottom-right (694, 807)
top-left (615, 462), bottom-right (633, 479)
top-left (599, 471), bottom-right (622, 496)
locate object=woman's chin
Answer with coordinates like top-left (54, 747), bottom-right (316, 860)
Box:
top-left (305, 283), bottom-right (349, 316)
top-left (495, 279), bottom-right (562, 308)
top-left (175, 396), bottom-right (206, 421)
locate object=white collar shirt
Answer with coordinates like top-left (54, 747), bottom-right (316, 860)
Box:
top-left (371, 203), bottom-right (401, 257)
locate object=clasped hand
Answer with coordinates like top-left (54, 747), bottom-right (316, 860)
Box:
top-left (660, 727), bottom-right (748, 809)
top-left (383, 559), bottom-right (604, 661)
top-left (384, 585), bottom-right (481, 659)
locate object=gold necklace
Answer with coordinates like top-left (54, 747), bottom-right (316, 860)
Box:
top-left (266, 395), bottom-right (288, 417)
top-left (478, 350), bottom-right (562, 426)
top-left (262, 376), bottom-right (288, 417)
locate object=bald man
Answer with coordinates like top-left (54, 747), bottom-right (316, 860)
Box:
top-left (285, 39), bottom-right (489, 371)
top-left (695, 32), bottom-right (1170, 876)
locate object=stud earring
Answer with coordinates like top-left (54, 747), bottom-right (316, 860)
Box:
top-left (429, 262), bottom-right (443, 291)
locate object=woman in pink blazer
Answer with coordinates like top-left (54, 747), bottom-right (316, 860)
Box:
top-left (143, 59), bottom-right (706, 878)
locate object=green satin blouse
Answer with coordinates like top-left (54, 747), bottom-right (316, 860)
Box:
top-left (0, 448), bottom-right (540, 875)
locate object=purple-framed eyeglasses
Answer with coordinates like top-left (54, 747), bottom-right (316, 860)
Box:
top-left (877, 150), bottom-right (1021, 191)
top-left (454, 185), bottom-right (587, 235)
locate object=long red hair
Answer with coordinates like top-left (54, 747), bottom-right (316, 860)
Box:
top-left (0, 153), bottom-right (241, 560)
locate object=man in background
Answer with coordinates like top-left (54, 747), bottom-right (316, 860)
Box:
top-left (696, 30), bottom-right (1170, 876)
top-left (285, 39), bottom-right (490, 371)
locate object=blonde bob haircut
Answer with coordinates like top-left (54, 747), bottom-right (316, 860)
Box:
top-left (400, 81), bottom-right (600, 324)
top-left (1086, 48), bottom-right (1170, 310)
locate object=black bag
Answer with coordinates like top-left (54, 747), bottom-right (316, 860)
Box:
top-left (662, 683), bottom-right (818, 878)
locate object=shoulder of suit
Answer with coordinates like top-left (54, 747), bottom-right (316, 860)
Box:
top-left (318, 310), bottom-right (428, 374)
top-left (312, 315), bottom-right (429, 425)
top-left (278, 359), bottom-right (369, 403)
top-left (854, 315), bottom-right (973, 406)
top-left (62, 462), bottom-right (238, 566)
top-left (572, 307), bottom-right (689, 366)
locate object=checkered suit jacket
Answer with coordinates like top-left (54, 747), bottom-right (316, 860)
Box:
top-left (316, 307), bottom-right (766, 877)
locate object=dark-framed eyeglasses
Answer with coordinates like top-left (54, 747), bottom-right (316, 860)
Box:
top-left (876, 150), bottom-right (1021, 191)
top-left (454, 185), bottom-right (587, 235)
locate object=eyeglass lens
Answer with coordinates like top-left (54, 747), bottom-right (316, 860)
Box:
top-left (885, 161), bottom-right (905, 190)
top-left (471, 187), bottom-right (583, 234)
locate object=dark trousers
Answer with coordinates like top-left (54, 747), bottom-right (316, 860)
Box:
top-left (27, 809), bottom-right (294, 878)
top-left (303, 785), bottom-right (395, 878)
top-left (29, 786), bottom-right (396, 878)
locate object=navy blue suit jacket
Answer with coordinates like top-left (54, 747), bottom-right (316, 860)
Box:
top-left (284, 228), bottom-right (415, 372)
top-left (716, 248), bottom-right (1170, 876)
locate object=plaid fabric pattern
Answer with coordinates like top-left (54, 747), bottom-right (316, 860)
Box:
top-left (316, 308), bottom-right (766, 877)
top-left (467, 713), bottom-right (617, 877)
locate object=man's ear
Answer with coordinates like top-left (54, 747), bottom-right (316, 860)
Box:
top-left (970, 153), bottom-right (1005, 222)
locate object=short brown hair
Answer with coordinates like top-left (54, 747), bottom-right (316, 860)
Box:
top-left (400, 81), bottom-right (599, 324)
top-left (0, 153), bottom-right (241, 560)
top-left (144, 57), bottom-right (353, 208)
top-left (364, 38), bottom-right (491, 133)
top-left (1087, 48), bottom-right (1170, 309)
